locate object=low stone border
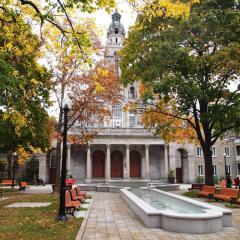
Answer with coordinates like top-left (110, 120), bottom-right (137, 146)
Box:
top-left (120, 188), bottom-right (232, 234)
top-left (77, 184), bottom-right (130, 193)
top-left (0, 197), bottom-right (9, 202)
top-left (75, 198), bottom-right (93, 240)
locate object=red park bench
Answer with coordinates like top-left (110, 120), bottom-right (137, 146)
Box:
top-left (0, 180), bottom-right (15, 186)
top-left (65, 190), bottom-right (80, 216)
top-left (213, 188), bottom-right (239, 204)
top-left (188, 183), bottom-right (204, 191)
top-left (19, 182), bottom-right (29, 191)
top-left (197, 185), bottom-right (216, 198)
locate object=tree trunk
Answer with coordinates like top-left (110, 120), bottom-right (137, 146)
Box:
top-left (7, 152), bottom-right (12, 179)
top-left (203, 145), bottom-right (214, 186)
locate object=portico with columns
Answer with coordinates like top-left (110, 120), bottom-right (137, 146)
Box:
top-left (65, 129), bottom-right (169, 183)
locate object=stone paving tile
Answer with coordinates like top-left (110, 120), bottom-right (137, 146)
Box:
top-left (81, 192), bottom-right (240, 240)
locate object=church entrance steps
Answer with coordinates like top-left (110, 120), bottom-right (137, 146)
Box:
top-left (76, 179), bottom-right (150, 192)
top-left (90, 178), bottom-right (105, 183)
top-left (149, 179), bottom-right (168, 186)
top-left (106, 179), bottom-right (149, 188)
top-left (75, 180), bottom-right (180, 192)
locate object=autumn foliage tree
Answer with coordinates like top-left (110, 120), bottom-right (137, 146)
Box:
top-left (0, 0), bottom-right (116, 58)
top-left (42, 16), bottom-right (120, 192)
top-left (140, 98), bottom-right (197, 143)
top-left (51, 59), bottom-right (121, 192)
top-left (0, 10), bottom-right (53, 178)
top-left (120, 0), bottom-right (240, 185)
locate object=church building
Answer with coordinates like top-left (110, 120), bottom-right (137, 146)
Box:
top-left (38, 10), bottom-right (238, 186)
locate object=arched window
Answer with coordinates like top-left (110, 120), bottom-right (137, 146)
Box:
top-left (129, 86), bottom-right (136, 99)
top-left (114, 28), bottom-right (119, 34)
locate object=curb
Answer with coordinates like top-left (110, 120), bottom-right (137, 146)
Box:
top-left (75, 197), bottom-right (93, 240)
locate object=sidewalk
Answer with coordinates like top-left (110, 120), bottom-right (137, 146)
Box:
top-left (82, 191), bottom-right (240, 240)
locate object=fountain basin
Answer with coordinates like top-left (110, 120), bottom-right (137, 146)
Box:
top-left (120, 188), bottom-right (232, 234)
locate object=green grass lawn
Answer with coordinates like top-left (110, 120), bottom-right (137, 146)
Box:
top-left (0, 189), bottom-right (83, 240)
top-left (182, 190), bottom-right (199, 198)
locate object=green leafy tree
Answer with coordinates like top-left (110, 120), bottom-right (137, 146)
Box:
top-left (0, 14), bottom-right (52, 177)
top-left (120, 0), bottom-right (240, 185)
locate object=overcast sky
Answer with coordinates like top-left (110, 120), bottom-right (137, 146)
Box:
top-left (84, 1), bottom-right (137, 42)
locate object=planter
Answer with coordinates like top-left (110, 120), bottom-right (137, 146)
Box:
top-left (74, 210), bottom-right (85, 218)
top-left (168, 177), bottom-right (175, 184)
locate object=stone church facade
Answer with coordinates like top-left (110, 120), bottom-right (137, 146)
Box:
top-left (38, 11), bottom-right (240, 185)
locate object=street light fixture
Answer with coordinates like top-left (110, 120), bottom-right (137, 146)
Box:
top-left (12, 152), bottom-right (18, 189)
top-left (56, 103), bottom-right (70, 221)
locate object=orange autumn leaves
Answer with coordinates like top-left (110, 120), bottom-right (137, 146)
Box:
top-left (139, 85), bottom-right (197, 144)
top-left (65, 60), bottom-right (121, 144)
top-left (142, 109), bottom-right (197, 143)
top-left (70, 60), bottom-right (121, 122)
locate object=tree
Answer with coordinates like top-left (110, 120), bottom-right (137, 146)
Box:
top-left (0, 0), bottom-right (116, 56)
top-left (140, 98), bottom-right (197, 143)
top-left (0, 13), bottom-right (52, 177)
top-left (120, 0), bottom-right (240, 185)
top-left (44, 20), bottom-right (121, 192)
top-left (52, 59), bottom-right (121, 193)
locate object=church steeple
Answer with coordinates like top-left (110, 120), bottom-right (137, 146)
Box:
top-left (105, 10), bottom-right (125, 63)
top-left (112, 9), bottom-right (121, 22)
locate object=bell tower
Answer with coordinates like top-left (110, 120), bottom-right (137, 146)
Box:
top-left (105, 10), bottom-right (126, 64)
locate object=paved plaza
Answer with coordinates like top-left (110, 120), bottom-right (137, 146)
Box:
top-left (82, 192), bottom-right (240, 240)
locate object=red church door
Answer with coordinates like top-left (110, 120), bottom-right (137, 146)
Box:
top-left (176, 168), bottom-right (183, 183)
top-left (111, 150), bottom-right (123, 178)
top-left (92, 150), bottom-right (105, 178)
top-left (130, 151), bottom-right (141, 178)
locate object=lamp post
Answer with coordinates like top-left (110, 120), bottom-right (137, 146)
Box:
top-left (12, 152), bottom-right (18, 189)
top-left (56, 104), bottom-right (69, 221)
top-left (224, 153), bottom-right (227, 180)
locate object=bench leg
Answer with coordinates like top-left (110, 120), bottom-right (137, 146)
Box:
top-left (72, 208), bottom-right (75, 216)
top-left (65, 207), bottom-right (74, 216)
top-left (230, 199), bottom-right (236, 205)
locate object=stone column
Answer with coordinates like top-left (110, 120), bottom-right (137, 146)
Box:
top-left (66, 144), bottom-right (72, 176)
top-left (126, 145), bottom-right (130, 178)
top-left (188, 155), bottom-right (195, 183)
top-left (106, 144), bottom-right (111, 179)
top-left (145, 145), bottom-right (150, 179)
top-left (164, 144), bottom-right (169, 178)
top-left (38, 153), bottom-right (48, 182)
top-left (86, 145), bottom-right (91, 183)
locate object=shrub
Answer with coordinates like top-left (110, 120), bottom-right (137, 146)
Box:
top-left (196, 176), bottom-right (204, 184)
top-left (219, 176), bottom-right (225, 182)
top-left (213, 176), bottom-right (219, 185)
